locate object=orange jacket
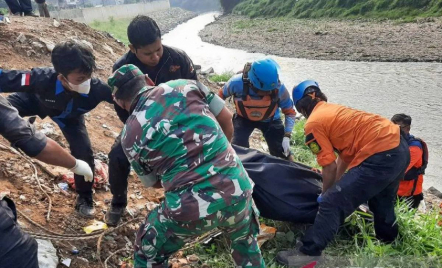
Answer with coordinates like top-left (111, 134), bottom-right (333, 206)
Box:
top-left (304, 102), bottom-right (400, 169)
top-left (398, 145), bottom-right (424, 196)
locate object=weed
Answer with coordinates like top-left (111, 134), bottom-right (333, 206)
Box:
top-left (89, 17), bottom-right (132, 45)
top-left (234, 0), bottom-right (442, 20)
top-left (208, 71), bottom-right (235, 83)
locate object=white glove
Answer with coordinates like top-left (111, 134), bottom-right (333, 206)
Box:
top-left (71, 159), bottom-right (93, 182)
top-left (282, 136), bottom-right (291, 157)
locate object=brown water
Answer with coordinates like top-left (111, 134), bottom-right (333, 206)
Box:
top-left (163, 13), bottom-right (442, 190)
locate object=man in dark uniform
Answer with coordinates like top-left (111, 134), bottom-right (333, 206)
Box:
top-left (0, 40), bottom-right (113, 218)
top-left (4, 0), bottom-right (38, 16)
top-left (0, 95), bottom-right (93, 268)
top-left (106, 15), bottom-right (198, 225)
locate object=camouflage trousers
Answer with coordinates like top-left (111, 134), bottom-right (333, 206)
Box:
top-left (134, 197), bottom-right (265, 268)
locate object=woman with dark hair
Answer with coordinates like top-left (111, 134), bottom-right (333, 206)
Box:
top-left (277, 80), bottom-right (410, 267)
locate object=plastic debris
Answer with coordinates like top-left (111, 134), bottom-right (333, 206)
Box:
top-left (62, 159), bottom-right (108, 189)
top-left (58, 182), bottom-right (68, 191)
top-left (37, 239), bottom-right (58, 268)
top-left (61, 258), bottom-right (71, 267)
top-left (71, 247), bottom-right (79, 255)
top-left (257, 223), bottom-right (277, 247)
top-left (83, 220), bottom-right (108, 234)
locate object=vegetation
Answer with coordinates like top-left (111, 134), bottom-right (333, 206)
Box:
top-left (233, 0), bottom-right (442, 19)
top-left (208, 71), bottom-right (235, 83)
top-left (90, 18), bottom-right (132, 45)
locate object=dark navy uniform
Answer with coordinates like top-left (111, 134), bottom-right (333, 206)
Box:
top-left (109, 45), bottom-right (197, 207)
top-left (0, 68), bottom-right (113, 197)
top-left (0, 95), bottom-right (47, 268)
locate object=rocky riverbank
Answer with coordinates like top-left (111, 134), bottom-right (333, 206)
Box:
top-left (199, 15), bottom-right (442, 62)
top-left (146, 8), bottom-right (197, 34)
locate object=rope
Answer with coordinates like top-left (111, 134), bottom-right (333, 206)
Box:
top-left (0, 142), bottom-right (53, 221)
top-left (105, 248), bottom-right (130, 268)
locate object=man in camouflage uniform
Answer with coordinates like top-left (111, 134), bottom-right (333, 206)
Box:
top-left (108, 64), bottom-right (265, 268)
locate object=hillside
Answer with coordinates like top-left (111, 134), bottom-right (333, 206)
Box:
top-left (233, 0), bottom-right (442, 19)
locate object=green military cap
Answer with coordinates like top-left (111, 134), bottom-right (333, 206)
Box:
top-left (108, 64), bottom-right (144, 94)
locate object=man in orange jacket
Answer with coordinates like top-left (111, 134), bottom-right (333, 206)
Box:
top-left (391, 114), bottom-right (427, 209)
top-left (277, 80), bottom-right (410, 267)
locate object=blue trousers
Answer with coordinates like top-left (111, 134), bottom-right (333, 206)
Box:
top-left (300, 137), bottom-right (410, 256)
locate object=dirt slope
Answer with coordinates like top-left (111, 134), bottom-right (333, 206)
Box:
top-left (0, 16), bottom-right (164, 268)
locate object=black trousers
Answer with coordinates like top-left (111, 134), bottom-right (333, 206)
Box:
top-left (232, 114), bottom-right (289, 159)
top-left (300, 137), bottom-right (410, 256)
top-left (0, 198), bottom-right (38, 268)
top-left (7, 92), bottom-right (95, 197)
top-left (108, 135), bottom-right (130, 206)
top-left (4, 0), bottom-right (33, 14)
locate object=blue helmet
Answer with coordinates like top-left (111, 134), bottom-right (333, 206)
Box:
top-left (248, 58), bottom-right (280, 91)
top-left (292, 80), bottom-right (320, 106)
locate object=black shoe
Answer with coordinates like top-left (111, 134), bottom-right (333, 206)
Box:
top-left (276, 246), bottom-right (323, 267)
top-left (12, 12), bottom-right (22, 16)
top-left (24, 12), bottom-right (39, 17)
top-left (75, 195), bottom-right (95, 218)
top-left (105, 204), bottom-right (125, 226)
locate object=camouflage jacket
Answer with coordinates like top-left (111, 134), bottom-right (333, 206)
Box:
top-left (121, 79), bottom-right (254, 221)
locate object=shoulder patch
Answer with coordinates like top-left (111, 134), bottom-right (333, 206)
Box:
top-left (305, 133), bottom-right (321, 154)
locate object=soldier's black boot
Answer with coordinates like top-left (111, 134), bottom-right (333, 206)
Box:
top-left (105, 204), bottom-right (125, 226)
top-left (75, 195), bottom-right (95, 218)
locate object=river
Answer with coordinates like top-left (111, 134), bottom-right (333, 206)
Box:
top-left (162, 12), bottom-right (442, 190)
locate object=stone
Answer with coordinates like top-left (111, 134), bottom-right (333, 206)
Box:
top-left (201, 67), bottom-right (214, 75)
top-left (32, 41), bottom-right (45, 50)
top-left (428, 187), bottom-right (442, 199)
top-left (16, 33), bottom-right (26, 43)
top-left (81, 40), bottom-right (93, 50)
top-left (187, 254), bottom-right (199, 263)
top-left (53, 19), bottom-right (60, 28)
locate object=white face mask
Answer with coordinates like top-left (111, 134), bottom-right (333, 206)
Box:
top-left (67, 78), bottom-right (91, 94)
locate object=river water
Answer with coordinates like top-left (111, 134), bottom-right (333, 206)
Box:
top-left (162, 13), bottom-right (442, 190)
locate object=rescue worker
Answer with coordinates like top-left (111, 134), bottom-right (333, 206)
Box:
top-left (391, 114), bottom-right (428, 209)
top-left (0, 95), bottom-right (93, 268)
top-left (108, 65), bottom-right (264, 268)
top-left (106, 15), bottom-right (199, 226)
top-left (0, 40), bottom-right (114, 218)
top-left (277, 80), bottom-right (410, 267)
top-left (219, 58), bottom-right (296, 160)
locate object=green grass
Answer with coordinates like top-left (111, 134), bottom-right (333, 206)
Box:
top-left (289, 119), bottom-right (320, 168)
top-left (208, 71), bottom-right (235, 83)
top-left (0, 7), bottom-right (8, 15)
top-left (183, 201), bottom-right (442, 267)
top-left (233, 0), bottom-right (442, 20)
top-left (89, 17), bottom-right (132, 45)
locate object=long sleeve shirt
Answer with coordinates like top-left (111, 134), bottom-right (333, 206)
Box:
top-left (0, 95), bottom-right (47, 157)
top-left (0, 68), bottom-right (113, 128)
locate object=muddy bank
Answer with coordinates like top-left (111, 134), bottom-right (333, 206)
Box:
top-left (199, 15), bottom-right (442, 62)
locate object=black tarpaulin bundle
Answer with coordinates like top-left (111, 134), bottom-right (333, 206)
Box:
top-left (233, 145), bottom-right (323, 224)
